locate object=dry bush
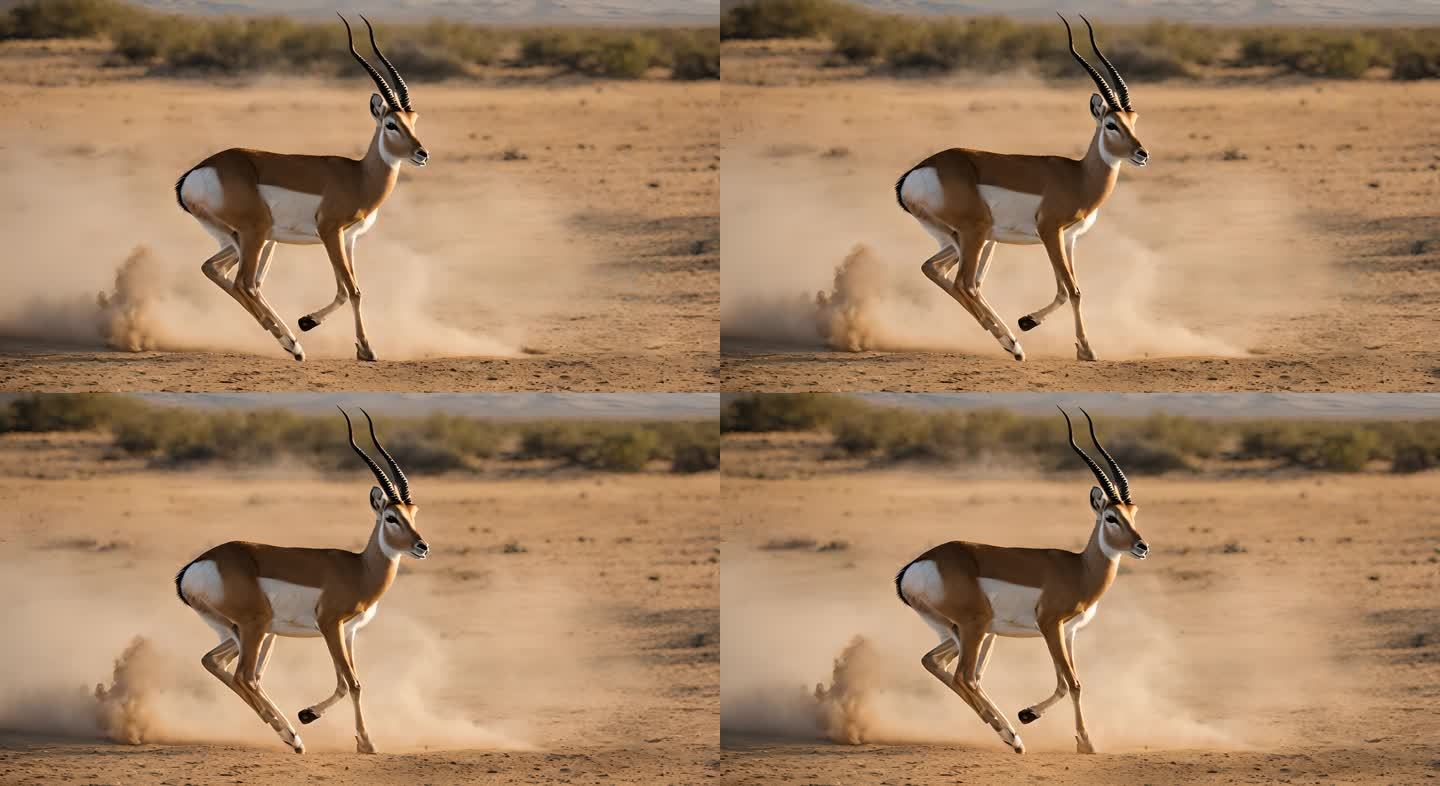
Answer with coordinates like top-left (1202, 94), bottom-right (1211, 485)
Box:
top-left (0, 395), bottom-right (714, 475)
top-left (724, 0), bottom-right (1440, 80)
top-left (2, 0), bottom-right (716, 81)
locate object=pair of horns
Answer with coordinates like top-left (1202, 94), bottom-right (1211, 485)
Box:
top-left (339, 13), bottom-right (413, 113)
top-left (340, 407), bottom-right (413, 505)
top-left (1059, 407), bottom-right (1132, 506)
top-left (1058, 13), bottom-right (1133, 113)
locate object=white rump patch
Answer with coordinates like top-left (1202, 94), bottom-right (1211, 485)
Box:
top-left (977, 185), bottom-right (1043, 245)
top-left (978, 577), bottom-right (1044, 637)
top-left (258, 578), bottom-right (323, 637)
top-left (899, 559), bottom-right (945, 606)
top-left (258, 185), bottom-right (324, 245)
top-left (179, 559), bottom-right (225, 605)
top-left (180, 167), bottom-right (224, 213)
top-left (899, 167), bottom-right (945, 214)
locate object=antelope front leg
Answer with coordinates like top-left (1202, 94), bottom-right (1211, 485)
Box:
top-left (299, 256), bottom-right (350, 334)
top-left (321, 229), bottom-right (377, 362)
top-left (1042, 621), bottom-right (1094, 753)
top-left (297, 664), bottom-right (349, 726)
top-left (1040, 227), bottom-right (1097, 361)
top-left (321, 621), bottom-right (376, 753)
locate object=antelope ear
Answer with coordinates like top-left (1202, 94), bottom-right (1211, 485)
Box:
top-left (370, 94), bottom-right (386, 120)
top-left (370, 486), bottom-right (387, 512)
top-left (1089, 486), bottom-right (1106, 513)
top-left (1090, 94), bottom-right (1106, 120)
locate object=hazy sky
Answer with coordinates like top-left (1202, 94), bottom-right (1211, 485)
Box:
top-left (125, 0), bottom-right (716, 24)
top-left (132, 393), bottom-right (718, 419)
top-left (859, 393), bottom-right (1440, 419)
top-left (843, 0), bottom-right (1440, 24)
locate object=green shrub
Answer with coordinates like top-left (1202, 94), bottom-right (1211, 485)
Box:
top-left (579, 430), bottom-right (659, 472)
top-left (579, 34), bottom-right (660, 78)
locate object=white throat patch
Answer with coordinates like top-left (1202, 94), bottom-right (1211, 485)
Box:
top-left (1096, 520), bottom-right (1125, 561)
top-left (376, 520), bottom-right (404, 561)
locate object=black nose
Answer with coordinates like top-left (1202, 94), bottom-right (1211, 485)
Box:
top-left (1136, 148), bottom-right (1149, 158)
top-left (416, 540), bottom-right (429, 551)
top-left (416, 148), bottom-right (429, 159)
top-left (1135, 540), bottom-right (1149, 551)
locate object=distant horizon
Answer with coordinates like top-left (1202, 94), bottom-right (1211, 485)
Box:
top-left (722, 0), bottom-right (1440, 24)
top-left (77, 0), bottom-right (719, 25)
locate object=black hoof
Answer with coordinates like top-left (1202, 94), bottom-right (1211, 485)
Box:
top-left (298, 708), bottom-right (318, 724)
top-left (1018, 708), bottom-right (1038, 724)
top-left (1018, 316), bottom-right (1038, 332)
top-left (298, 316), bottom-right (318, 332)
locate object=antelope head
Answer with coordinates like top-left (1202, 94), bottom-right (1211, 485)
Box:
top-left (340, 14), bottom-right (429, 168)
top-left (1060, 407), bottom-right (1148, 561)
top-left (1060, 14), bottom-right (1148, 169)
top-left (341, 407), bottom-right (429, 561)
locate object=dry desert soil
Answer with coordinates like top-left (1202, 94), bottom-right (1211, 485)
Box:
top-left (719, 432), bottom-right (1440, 784)
top-left (0, 432), bottom-right (720, 784)
top-left (720, 42), bottom-right (1440, 392)
top-left (0, 41), bottom-right (718, 392)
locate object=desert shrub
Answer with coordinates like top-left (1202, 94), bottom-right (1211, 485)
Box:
top-left (669, 29), bottom-right (720, 79)
top-left (2, 394), bottom-right (145, 433)
top-left (578, 33), bottom-right (661, 78)
top-left (721, 0), bottom-right (856, 40)
top-left (1, 0), bottom-right (137, 40)
top-left (579, 430), bottom-right (659, 472)
top-left (1099, 439), bottom-right (1192, 475)
top-left (1391, 443), bottom-right (1438, 474)
top-left (721, 393), bottom-right (864, 432)
top-left (519, 29), bottom-right (587, 68)
top-left (672, 441), bottom-right (720, 472)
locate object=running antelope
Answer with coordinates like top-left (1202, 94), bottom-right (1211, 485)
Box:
top-left (894, 408), bottom-right (1148, 754)
top-left (174, 15), bottom-right (429, 362)
top-left (173, 408), bottom-right (429, 754)
top-left (894, 15), bottom-right (1148, 362)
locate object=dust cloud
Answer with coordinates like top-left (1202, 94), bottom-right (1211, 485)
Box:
top-left (0, 145), bottom-right (595, 360)
top-left (720, 551), bottom-right (1341, 753)
top-left (0, 552), bottom-right (599, 753)
top-left (721, 148), bottom-right (1332, 360)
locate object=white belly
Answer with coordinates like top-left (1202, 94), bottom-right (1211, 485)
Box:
top-left (258, 185), bottom-right (324, 245)
top-left (259, 578), bottom-right (323, 637)
top-left (978, 578), bottom-right (1043, 637)
top-left (978, 185), bottom-right (1043, 245)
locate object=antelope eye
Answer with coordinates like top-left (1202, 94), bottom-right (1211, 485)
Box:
top-left (385, 515), bottom-right (398, 524)
top-left (1104, 514), bottom-right (1118, 524)
top-left (1105, 122), bottom-right (1118, 131)
top-left (385, 122), bottom-right (398, 131)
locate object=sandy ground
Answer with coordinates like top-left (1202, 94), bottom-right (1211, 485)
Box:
top-left (720, 41), bottom-right (1440, 392)
top-left (719, 432), bottom-right (1440, 784)
top-left (0, 431), bottom-right (720, 784)
top-left (0, 41), bottom-right (718, 391)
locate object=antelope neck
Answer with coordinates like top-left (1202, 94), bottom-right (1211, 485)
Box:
top-left (361, 521), bottom-right (402, 591)
top-left (1081, 521), bottom-right (1122, 595)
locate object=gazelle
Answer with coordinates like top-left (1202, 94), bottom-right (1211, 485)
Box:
top-left (894, 15), bottom-right (1147, 362)
top-left (174, 15), bottom-right (429, 362)
top-left (894, 408), bottom-right (1148, 754)
top-left (173, 408), bottom-right (429, 754)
